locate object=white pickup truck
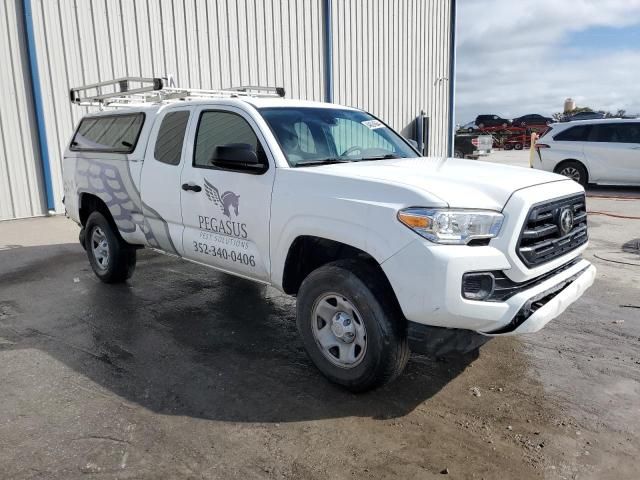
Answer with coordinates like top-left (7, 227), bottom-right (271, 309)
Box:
top-left (62, 79), bottom-right (596, 391)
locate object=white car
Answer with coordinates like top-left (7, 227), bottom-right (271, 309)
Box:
top-left (533, 118), bottom-right (640, 186)
top-left (62, 78), bottom-right (596, 391)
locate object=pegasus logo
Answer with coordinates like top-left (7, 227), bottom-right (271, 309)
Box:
top-left (204, 179), bottom-right (240, 218)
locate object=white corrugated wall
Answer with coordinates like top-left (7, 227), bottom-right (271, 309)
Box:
top-left (331, 0), bottom-right (452, 156)
top-left (29, 0), bottom-right (326, 216)
top-left (1, 0), bottom-right (453, 220)
top-left (0, 0), bottom-right (46, 220)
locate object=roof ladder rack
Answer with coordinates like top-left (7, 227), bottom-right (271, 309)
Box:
top-left (69, 77), bottom-right (164, 104)
top-left (225, 85), bottom-right (286, 97)
top-left (69, 76), bottom-right (286, 107)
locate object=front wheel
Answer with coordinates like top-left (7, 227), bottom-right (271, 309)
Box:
top-left (85, 212), bottom-right (136, 283)
top-left (296, 260), bottom-right (409, 392)
top-left (555, 161), bottom-right (588, 187)
top-left (454, 150), bottom-right (464, 158)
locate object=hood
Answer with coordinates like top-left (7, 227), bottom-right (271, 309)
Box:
top-left (309, 157), bottom-right (568, 210)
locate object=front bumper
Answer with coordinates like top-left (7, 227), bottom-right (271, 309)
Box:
top-left (381, 238), bottom-right (595, 334)
top-left (488, 262), bottom-right (595, 335)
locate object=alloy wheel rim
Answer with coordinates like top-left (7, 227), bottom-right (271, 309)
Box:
top-left (560, 167), bottom-right (581, 182)
top-left (91, 227), bottom-right (110, 270)
top-left (311, 293), bottom-right (367, 369)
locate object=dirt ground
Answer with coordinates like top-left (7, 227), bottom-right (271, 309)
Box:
top-left (1, 153), bottom-right (639, 479)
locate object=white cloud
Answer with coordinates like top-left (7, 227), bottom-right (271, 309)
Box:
top-left (455, 0), bottom-right (640, 123)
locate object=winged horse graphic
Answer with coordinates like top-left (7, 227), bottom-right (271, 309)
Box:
top-left (203, 179), bottom-right (240, 218)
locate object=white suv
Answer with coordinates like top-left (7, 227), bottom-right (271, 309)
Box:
top-left (533, 119), bottom-right (640, 186)
top-left (62, 78), bottom-right (596, 391)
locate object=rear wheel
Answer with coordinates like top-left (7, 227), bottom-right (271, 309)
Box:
top-left (514, 143), bottom-right (523, 150)
top-left (555, 160), bottom-right (588, 187)
top-left (85, 212), bottom-right (136, 283)
top-left (296, 260), bottom-right (409, 392)
top-left (454, 150), bottom-right (464, 158)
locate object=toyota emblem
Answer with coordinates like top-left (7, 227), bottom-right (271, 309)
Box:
top-left (558, 207), bottom-right (574, 235)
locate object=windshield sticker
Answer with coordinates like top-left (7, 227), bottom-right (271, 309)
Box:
top-left (361, 119), bottom-right (384, 130)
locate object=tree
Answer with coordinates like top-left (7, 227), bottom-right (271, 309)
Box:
top-left (553, 106), bottom-right (593, 122)
top-left (552, 106), bottom-right (632, 121)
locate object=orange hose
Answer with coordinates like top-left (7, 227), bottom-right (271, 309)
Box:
top-left (587, 194), bottom-right (640, 200)
top-left (588, 211), bottom-right (640, 220)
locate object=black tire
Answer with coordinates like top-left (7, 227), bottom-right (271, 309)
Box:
top-left (454, 150), bottom-right (464, 158)
top-left (84, 211), bottom-right (136, 283)
top-left (503, 143), bottom-right (513, 151)
top-left (514, 143), bottom-right (523, 150)
top-left (296, 259), bottom-right (410, 392)
top-left (554, 160), bottom-right (588, 187)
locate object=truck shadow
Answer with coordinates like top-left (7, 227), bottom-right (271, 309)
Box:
top-left (0, 246), bottom-right (478, 423)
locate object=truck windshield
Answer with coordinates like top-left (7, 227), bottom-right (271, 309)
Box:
top-left (259, 107), bottom-right (419, 167)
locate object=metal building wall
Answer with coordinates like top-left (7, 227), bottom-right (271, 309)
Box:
top-left (3, 0), bottom-right (453, 220)
top-left (28, 0), bottom-right (326, 215)
top-left (331, 0), bottom-right (452, 156)
top-left (0, 0), bottom-right (46, 220)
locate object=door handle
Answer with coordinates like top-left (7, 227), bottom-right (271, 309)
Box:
top-left (182, 183), bottom-right (202, 192)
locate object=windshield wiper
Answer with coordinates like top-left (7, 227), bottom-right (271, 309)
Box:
top-left (293, 158), bottom-right (353, 167)
top-left (357, 154), bottom-right (402, 161)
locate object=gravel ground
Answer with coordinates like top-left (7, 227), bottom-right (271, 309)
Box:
top-left (1, 153), bottom-right (638, 479)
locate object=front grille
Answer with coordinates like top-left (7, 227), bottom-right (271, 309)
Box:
top-left (488, 257), bottom-right (582, 302)
top-left (517, 194), bottom-right (588, 267)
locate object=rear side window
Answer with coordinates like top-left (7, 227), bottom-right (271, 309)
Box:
top-left (154, 111), bottom-right (190, 165)
top-left (589, 123), bottom-right (640, 143)
top-left (71, 113), bottom-right (145, 153)
top-left (553, 125), bottom-right (591, 141)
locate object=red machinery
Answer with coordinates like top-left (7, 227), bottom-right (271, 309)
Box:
top-left (474, 125), bottom-right (549, 150)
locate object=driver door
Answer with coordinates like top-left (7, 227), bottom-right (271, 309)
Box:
top-left (180, 106), bottom-right (275, 282)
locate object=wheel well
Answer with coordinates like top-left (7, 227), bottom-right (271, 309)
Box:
top-left (554, 159), bottom-right (589, 182)
top-left (282, 236), bottom-right (389, 296)
top-left (79, 193), bottom-right (117, 230)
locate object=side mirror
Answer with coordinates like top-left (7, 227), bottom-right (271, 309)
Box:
top-left (211, 143), bottom-right (261, 168)
top-left (406, 138), bottom-right (418, 150)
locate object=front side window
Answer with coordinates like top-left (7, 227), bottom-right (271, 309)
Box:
top-left (618, 123), bottom-right (640, 143)
top-left (193, 111), bottom-right (262, 168)
top-left (554, 125), bottom-right (591, 142)
top-left (154, 111), bottom-right (190, 165)
top-left (260, 107), bottom-right (418, 166)
top-left (71, 113), bottom-right (144, 153)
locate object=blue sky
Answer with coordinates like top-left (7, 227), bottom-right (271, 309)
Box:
top-left (565, 25), bottom-right (640, 52)
top-left (455, 0), bottom-right (640, 124)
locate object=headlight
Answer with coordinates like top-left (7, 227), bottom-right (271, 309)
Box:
top-left (397, 208), bottom-right (504, 244)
